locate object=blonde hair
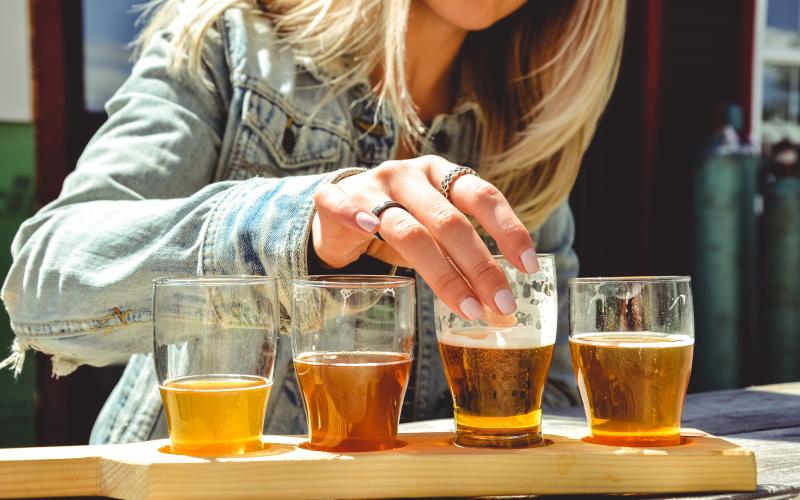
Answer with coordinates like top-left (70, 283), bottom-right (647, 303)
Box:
top-left (137, 0), bottom-right (625, 228)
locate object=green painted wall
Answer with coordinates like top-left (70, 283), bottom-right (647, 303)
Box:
top-left (0, 122), bottom-right (35, 447)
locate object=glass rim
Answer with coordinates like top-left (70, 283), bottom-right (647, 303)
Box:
top-left (446, 253), bottom-right (555, 264)
top-left (493, 253), bottom-right (554, 260)
top-left (570, 276), bottom-right (691, 284)
top-left (153, 275), bottom-right (279, 287)
top-left (293, 274), bottom-right (415, 288)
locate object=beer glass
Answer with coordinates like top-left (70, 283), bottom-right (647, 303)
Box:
top-left (434, 255), bottom-right (557, 448)
top-left (292, 275), bottom-right (415, 452)
top-left (569, 277), bottom-right (694, 447)
top-left (153, 276), bottom-right (279, 456)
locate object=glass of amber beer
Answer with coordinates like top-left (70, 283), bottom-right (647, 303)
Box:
top-left (434, 255), bottom-right (557, 448)
top-left (569, 277), bottom-right (694, 447)
top-left (153, 276), bottom-right (279, 456)
top-left (292, 275), bottom-right (415, 452)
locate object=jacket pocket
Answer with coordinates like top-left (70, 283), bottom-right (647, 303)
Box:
top-left (230, 88), bottom-right (349, 177)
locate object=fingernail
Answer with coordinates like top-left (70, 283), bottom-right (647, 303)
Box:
top-left (520, 248), bottom-right (539, 274)
top-left (459, 297), bottom-right (484, 321)
top-left (355, 211), bottom-right (379, 233)
top-left (494, 288), bottom-right (517, 315)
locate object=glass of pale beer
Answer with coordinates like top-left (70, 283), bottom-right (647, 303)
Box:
top-left (292, 275), bottom-right (415, 452)
top-left (569, 277), bottom-right (694, 447)
top-left (434, 255), bottom-right (557, 448)
top-left (153, 276), bottom-right (279, 456)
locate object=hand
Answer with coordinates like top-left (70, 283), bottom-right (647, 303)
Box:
top-left (311, 155), bottom-right (539, 320)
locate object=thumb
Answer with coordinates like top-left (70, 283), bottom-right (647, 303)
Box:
top-left (313, 183), bottom-right (380, 236)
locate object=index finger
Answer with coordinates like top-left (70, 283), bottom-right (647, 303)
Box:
top-left (431, 161), bottom-right (538, 275)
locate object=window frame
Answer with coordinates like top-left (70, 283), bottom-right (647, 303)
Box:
top-left (751, 0), bottom-right (800, 143)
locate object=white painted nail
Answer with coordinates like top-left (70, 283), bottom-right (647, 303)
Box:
top-left (459, 297), bottom-right (483, 321)
top-left (520, 248), bottom-right (539, 274)
top-left (494, 288), bottom-right (517, 315)
top-left (355, 211), bottom-right (379, 233)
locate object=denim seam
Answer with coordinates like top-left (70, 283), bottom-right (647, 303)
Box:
top-left (9, 309), bottom-right (152, 338)
top-left (218, 16), bottom-right (234, 86)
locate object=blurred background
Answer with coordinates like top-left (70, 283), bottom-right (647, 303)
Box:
top-left (0, 0), bottom-right (797, 447)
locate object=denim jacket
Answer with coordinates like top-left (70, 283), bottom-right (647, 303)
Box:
top-left (1, 8), bottom-right (579, 444)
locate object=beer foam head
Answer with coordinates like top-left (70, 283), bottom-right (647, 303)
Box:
top-left (439, 326), bottom-right (555, 349)
top-left (570, 332), bottom-right (694, 348)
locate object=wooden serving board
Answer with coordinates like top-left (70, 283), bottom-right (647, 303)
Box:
top-left (0, 430), bottom-right (755, 499)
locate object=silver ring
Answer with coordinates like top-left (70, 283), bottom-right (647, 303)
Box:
top-left (440, 166), bottom-right (478, 200)
top-left (371, 200), bottom-right (408, 241)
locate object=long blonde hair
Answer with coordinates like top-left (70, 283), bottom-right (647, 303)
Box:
top-left (137, 0), bottom-right (625, 228)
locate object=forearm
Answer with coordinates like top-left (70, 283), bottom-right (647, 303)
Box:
top-left (1, 170), bottom-right (361, 376)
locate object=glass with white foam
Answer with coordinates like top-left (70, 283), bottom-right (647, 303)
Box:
top-left (434, 254), bottom-right (557, 448)
top-left (569, 277), bottom-right (694, 447)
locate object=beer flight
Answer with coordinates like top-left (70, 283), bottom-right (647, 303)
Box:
top-left (152, 257), bottom-right (694, 456)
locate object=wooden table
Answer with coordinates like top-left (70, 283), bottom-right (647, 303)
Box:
top-left (400, 382), bottom-right (800, 499)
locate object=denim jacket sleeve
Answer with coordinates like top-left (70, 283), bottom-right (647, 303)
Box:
top-left (0, 23), bottom-right (361, 377)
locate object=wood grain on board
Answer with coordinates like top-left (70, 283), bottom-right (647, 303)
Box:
top-left (3, 381), bottom-right (799, 499)
top-left (0, 431), bottom-right (755, 500)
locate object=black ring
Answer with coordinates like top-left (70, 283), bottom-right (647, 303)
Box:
top-left (371, 200), bottom-right (408, 218)
top-left (371, 201), bottom-right (408, 241)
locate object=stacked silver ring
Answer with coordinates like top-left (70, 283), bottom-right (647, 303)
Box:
top-left (440, 166), bottom-right (479, 200)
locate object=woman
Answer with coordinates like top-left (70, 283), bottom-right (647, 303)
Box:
top-left (1, 0), bottom-right (624, 443)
